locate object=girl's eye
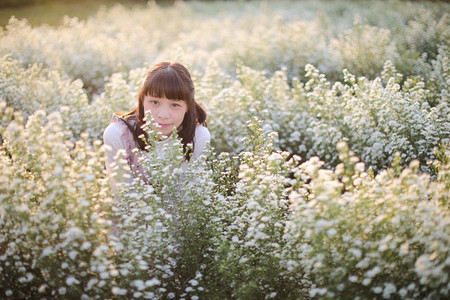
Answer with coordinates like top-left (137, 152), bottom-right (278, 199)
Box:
top-left (151, 101), bottom-right (159, 106)
top-left (171, 103), bottom-right (181, 108)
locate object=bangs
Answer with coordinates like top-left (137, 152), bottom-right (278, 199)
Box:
top-left (143, 67), bottom-right (192, 101)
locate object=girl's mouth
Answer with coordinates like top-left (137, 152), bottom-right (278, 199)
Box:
top-left (158, 123), bottom-right (171, 128)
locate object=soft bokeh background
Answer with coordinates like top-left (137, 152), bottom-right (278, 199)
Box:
top-left (0, 0), bottom-right (150, 27)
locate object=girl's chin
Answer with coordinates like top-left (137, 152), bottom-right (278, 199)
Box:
top-left (158, 129), bottom-right (173, 137)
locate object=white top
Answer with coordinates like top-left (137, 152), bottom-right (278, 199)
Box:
top-left (103, 120), bottom-right (211, 175)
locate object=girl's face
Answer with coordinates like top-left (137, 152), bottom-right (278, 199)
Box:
top-left (143, 95), bottom-right (188, 136)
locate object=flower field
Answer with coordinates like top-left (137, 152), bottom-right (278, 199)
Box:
top-left (0, 0), bottom-right (449, 299)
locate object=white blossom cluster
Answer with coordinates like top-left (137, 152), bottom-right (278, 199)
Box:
top-left (204, 118), bottom-right (309, 298)
top-left (0, 101), bottom-right (449, 298)
top-left (282, 141), bottom-right (450, 299)
top-left (0, 56), bottom-right (90, 140)
top-left (0, 103), bottom-right (118, 298)
top-left (0, 56), bottom-right (141, 142)
top-left (203, 61), bottom-right (449, 173)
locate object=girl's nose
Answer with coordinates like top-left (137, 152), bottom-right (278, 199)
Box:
top-left (157, 107), bottom-right (169, 119)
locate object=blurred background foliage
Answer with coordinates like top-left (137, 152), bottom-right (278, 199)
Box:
top-left (0, 0), bottom-right (447, 28)
top-left (0, 0), bottom-right (147, 27)
top-left (0, 0), bottom-right (238, 10)
top-left (0, 0), bottom-right (264, 28)
top-left (0, 0), bottom-right (146, 8)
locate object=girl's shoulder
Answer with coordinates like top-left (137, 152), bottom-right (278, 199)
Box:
top-left (110, 114), bottom-right (137, 126)
top-left (194, 124), bottom-right (211, 142)
top-left (104, 115), bottom-right (128, 136)
top-left (191, 125), bottom-right (211, 160)
top-left (103, 114), bottom-right (136, 148)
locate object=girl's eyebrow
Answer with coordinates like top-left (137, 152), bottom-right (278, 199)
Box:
top-left (147, 95), bottom-right (184, 102)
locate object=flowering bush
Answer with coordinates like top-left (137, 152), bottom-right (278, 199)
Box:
top-left (282, 142), bottom-right (450, 299)
top-left (86, 67), bottom-right (145, 141)
top-left (205, 62), bottom-right (449, 173)
top-left (1, 99), bottom-right (449, 298)
top-left (0, 102), bottom-right (116, 298)
top-left (206, 118), bottom-right (305, 299)
top-left (0, 55), bottom-right (90, 139)
top-left (329, 19), bottom-right (394, 79)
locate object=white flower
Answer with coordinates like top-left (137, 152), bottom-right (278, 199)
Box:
top-left (378, 244), bottom-right (388, 252)
top-left (399, 288), bottom-right (407, 297)
top-left (239, 257), bottom-right (249, 264)
top-left (315, 219), bottom-right (331, 231)
top-left (87, 278), bottom-right (98, 290)
top-left (189, 279), bottom-right (199, 286)
top-left (41, 246), bottom-right (53, 257)
top-left (68, 250), bottom-right (78, 260)
top-left (81, 241), bottom-right (91, 250)
top-left (383, 283), bottom-right (396, 299)
top-left (356, 258), bottom-right (370, 269)
top-left (63, 227), bottom-right (85, 241)
top-left (145, 278), bottom-right (161, 287)
top-left (66, 276), bottom-right (80, 286)
top-left (327, 228), bottom-right (337, 237)
top-left (38, 285), bottom-right (47, 293)
top-left (112, 287), bottom-right (127, 295)
top-left (120, 269), bottom-right (130, 276)
top-left (355, 162), bottom-right (365, 172)
top-left (348, 248), bottom-right (362, 258)
top-left (133, 280), bottom-right (145, 291)
top-left (366, 266), bottom-right (381, 278)
top-left (373, 286), bottom-right (382, 294)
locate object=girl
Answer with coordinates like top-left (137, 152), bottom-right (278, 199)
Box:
top-left (103, 61), bottom-right (210, 183)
